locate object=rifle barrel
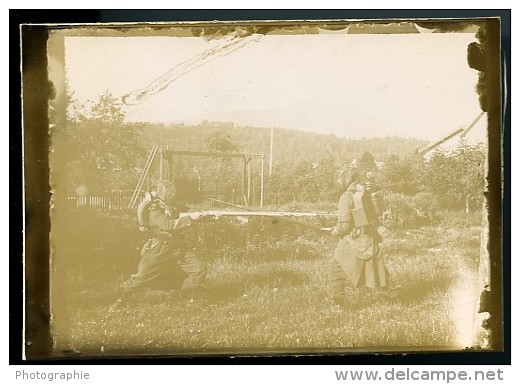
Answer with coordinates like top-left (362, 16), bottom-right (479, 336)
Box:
top-left (203, 198), bottom-right (334, 232)
top-left (180, 211), bottom-right (334, 218)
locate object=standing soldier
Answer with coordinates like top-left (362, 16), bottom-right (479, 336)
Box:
top-left (329, 169), bottom-right (398, 309)
top-left (111, 180), bottom-right (206, 310)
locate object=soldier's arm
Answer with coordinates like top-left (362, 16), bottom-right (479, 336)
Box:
top-left (149, 209), bottom-right (194, 231)
top-left (331, 193), bottom-right (354, 237)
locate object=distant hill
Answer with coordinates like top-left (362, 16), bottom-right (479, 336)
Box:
top-left (133, 121), bottom-right (430, 204)
top-left (143, 121), bottom-right (428, 167)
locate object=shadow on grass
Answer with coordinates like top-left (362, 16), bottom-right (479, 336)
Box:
top-left (222, 242), bottom-right (325, 264)
top-left (206, 268), bottom-right (310, 303)
top-left (204, 283), bottom-right (245, 303)
top-left (391, 274), bottom-right (458, 306)
top-left (341, 272), bottom-right (459, 310)
top-left (245, 268), bottom-right (310, 286)
top-left (74, 263), bottom-right (308, 307)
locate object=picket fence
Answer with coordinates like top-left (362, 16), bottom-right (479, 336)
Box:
top-left (66, 193), bottom-right (237, 211)
top-left (67, 194), bottom-right (136, 211)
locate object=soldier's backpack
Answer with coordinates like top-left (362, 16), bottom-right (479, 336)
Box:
top-left (351, 190), bottom-right (382, 228)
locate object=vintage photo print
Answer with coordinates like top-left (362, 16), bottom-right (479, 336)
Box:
top-left (21, 17), bottom-right (504, 359)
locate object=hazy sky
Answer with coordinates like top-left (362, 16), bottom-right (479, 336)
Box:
top-left (64, 29), bottom-right (486, 142)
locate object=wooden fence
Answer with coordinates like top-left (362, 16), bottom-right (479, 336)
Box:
top-left (67, 193), bottom-right (242, 211)
top-left (67, 194), bottom-right (138, 211)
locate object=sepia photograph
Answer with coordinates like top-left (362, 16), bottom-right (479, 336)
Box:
top-left (20, 16), bottom-right (505, 359)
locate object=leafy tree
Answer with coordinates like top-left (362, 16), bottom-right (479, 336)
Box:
top-left (357, 150), bottom-right (378, 173)
top-left (455, 141), bottom-right (486, 212)
top-left (380, 154), bottom-right (425, 195)
top-left (204, 128), bottom-right (241, 153)
top-left (65, 91), bottom-right (144, 193)
top-left (203, 129), bottom-right (242, 199)
top-left (422, 141), bottom-right (485, 211)
top-left (265, 155), bottom-right (339, 205)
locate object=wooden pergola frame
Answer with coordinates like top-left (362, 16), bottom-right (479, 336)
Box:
top-left (157, 148), bottom-right (265, 207)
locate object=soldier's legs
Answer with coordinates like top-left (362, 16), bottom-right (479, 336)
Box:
top-left (329, 258), bottom-right (347, 306)
top-left (370, 245), bottom-right (401, 297)
top-left (179, 251), bottom-right (207, 292)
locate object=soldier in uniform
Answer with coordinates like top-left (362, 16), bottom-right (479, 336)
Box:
top-left (329, 170), bottom-right (398, 309)
top-left (111, 180), bottom-right (206, 310)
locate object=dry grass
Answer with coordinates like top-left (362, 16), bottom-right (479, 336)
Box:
top-left (50, 208), bottom-right (485, 357)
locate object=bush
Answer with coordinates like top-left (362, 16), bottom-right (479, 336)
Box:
top-left (383, 192), bottom-right (439, 229)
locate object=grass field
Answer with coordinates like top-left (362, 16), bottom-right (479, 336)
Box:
top-left (49, 208), bottom-right (486, 357)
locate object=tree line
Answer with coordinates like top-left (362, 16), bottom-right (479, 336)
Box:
top-left (60, 92), bottom-right (486, 215)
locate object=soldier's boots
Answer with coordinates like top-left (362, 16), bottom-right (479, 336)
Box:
top-left (182, 286), bottom-right (208, 305)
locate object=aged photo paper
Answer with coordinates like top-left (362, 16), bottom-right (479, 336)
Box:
top-left (21, 18), bottom-right (504, 359)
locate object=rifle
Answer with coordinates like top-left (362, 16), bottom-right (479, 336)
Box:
top-left (196, 199), bottom-right (335, 232)
top-left (181, 210), bottom-right (334, 218)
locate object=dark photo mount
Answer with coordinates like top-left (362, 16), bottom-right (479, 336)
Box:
top-left (13, 10), bottom-right (510, 364)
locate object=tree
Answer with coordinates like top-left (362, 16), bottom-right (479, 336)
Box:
top-left (357, 150), bottom-right (377, 173)
top-left (380, 154), bottom-right (425, 195)
top-left (453, 141), bottom-right (486, 212)
top-left (422, 141), bottom-right (485, 211)
top-left (65, 91), bottom-right (144, 193)
top-left (266, 155), bottom-right (339, 205)
top-left (203, 129), bottom-right (242, 199)
top-left (204, 128), bottom-right (241, 153)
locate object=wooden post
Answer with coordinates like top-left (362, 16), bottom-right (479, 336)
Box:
top-left (247, 157), bottom-right (251, 206)
top-left (251, 155), bottom-right (255, 206)
top-left (159, 148), bottom-right (163, 181)
top-left (242, 156), bottom-right (247, 205)
top-left (269, 126), bottom-right (274, 175)
top-left (260, 154), bottom-right (265, 207)
top-left (168, 151), bottom-right (173, 182)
